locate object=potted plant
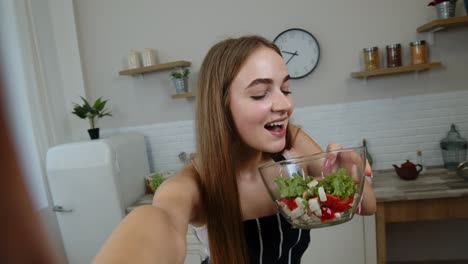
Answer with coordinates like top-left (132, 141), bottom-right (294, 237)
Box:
top-left (169, 68), bottom-right (190, 94)
top-left (428, 0), bottom-right (458, 19)
top-left (144, 172), bottom-right (165, 194)
top-left (72, 96), bottom-right (112, 140)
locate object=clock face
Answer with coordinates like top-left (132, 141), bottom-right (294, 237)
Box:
top-left (273, 28), bottom-right (320, 79)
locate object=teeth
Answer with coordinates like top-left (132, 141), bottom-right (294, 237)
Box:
top-left (266, 121), bottom-right (285, 127)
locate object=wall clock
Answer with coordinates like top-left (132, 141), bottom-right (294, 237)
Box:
top-left (273, 28), bottom-right (320, 79)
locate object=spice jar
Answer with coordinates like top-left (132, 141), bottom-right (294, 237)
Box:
top-left (386, 44), bottom-right (402, 68)
top-left (410, 40), bottom-right (427, 65)
top-left (363, 47), bottom-right (379, 71)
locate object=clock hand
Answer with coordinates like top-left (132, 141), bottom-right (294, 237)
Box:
top-left (282, 50), bottom-right (300, 56)
top-left (285, 51), bottom-right (298, 65)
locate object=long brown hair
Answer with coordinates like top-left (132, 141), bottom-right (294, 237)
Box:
top-left (195, 35), bottom-right (292, 263)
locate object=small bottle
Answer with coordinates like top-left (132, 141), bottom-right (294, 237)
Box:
top-left (363, 47), bottom-right (380, 71)
top-left (417, 150), bottom-right (426, 174)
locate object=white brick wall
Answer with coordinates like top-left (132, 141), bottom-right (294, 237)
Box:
top-left (104, 90), bottom-right (468, 173)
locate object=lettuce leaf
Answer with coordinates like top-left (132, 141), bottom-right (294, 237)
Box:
top-left (311, 168), bottom-right (357, 199)
top-left (274, 173), bottom-right (309, 198)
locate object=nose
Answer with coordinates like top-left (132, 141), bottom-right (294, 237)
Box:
top-left (271, 90), bottom-right (292, 112)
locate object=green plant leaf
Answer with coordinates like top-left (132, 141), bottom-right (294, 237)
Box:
top-left (170, 68), bottom-right (190, 79)
top-left (149, 173), bottom-right (164, 191)
top-left (71, 96), bottom-right (112, 128)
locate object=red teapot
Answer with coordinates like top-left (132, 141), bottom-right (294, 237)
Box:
top-left (393, 160), bottom-right (423, 180)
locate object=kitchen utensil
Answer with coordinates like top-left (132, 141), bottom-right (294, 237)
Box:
top-left (258, 147), bottom-right (366, 229)
top-left (393, 160), bottom-right (423, 180)
top-left (440, 124), bottom-right (467, 170)
top-left (457, 161), bottom-right (468, 181)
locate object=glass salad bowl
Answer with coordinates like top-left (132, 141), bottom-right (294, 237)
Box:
top-left (259, 147), bottom-right (366, 229)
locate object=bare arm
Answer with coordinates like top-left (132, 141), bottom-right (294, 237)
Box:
top-left (93, 165), bottom-right (201, 264)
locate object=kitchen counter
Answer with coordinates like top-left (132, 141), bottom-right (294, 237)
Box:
top-left (372, 167), bottom-right (468, 264)
top-left (373, 167), bottom-right (468, 202)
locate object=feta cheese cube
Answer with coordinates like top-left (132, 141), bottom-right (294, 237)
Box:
top-left (290, 207), bottom-right (304, 219)
top-left (308, 197), bottom-right (320, 212)
top-left (318, 186), bottom-right (327, 202)
top-left (313, 209), bottom-right (322, 217)
top-left (307, 179), bottom-right (319, 188)
top-left (294, 197), bottom-right (305, 209)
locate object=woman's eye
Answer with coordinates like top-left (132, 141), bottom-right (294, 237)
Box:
top-left (282, 90), bottom-right (292, 95)
top-left (251, 95), bottom-right (266, 100)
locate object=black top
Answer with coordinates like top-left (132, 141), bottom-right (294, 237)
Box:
top-left (201, 214), bottom-right (310, 264)
top-left (244, 213), bottom-right (310, 264)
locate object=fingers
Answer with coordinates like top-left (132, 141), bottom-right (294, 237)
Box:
top-left (365, 159), bottom-right (373, 178)
top-left (325, 143), bottom-right (343, 152)
top-left (324, 144), bottom-right (370, 179)
top-left (324, 143), bottom-right (343, 173)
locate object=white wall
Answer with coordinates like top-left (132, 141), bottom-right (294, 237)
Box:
top-left (72, 0), bottom-right (468, 130)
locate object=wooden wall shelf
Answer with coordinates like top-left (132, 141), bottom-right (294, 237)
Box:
top-left (171, 92), bottom-right (195, 99)
top-left (351, 62), bottom-right (442, 79)
top-left (417, 16), bottom-right (468, 33)
top-left (119, 60), bottom-right (191, 76)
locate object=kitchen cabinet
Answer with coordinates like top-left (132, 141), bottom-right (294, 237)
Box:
top-left (119, 60), bottom-right (194, 99)
top-left (302, 215), bottom-right (376, 264)
top-left (372, 168), bottom-right (468, 264)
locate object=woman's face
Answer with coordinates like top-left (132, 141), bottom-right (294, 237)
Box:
top-left (229, 46), bottom-right (293, 154)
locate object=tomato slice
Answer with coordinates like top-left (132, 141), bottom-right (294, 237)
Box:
top-left (322, 194), bottom-right (354, 212)
top-left (278, 198), bottom-right (298, 210)
top-left (320, 207), bottom-right (335, 222)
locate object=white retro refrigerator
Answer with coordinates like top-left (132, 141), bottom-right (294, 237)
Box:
top-left (46, 132), bottom-right (150, 264)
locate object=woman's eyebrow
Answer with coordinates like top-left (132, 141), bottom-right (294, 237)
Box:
top-left (245, 75), bottom-right (290, 90)
top-left (245, 78), bottom-right (272, 89)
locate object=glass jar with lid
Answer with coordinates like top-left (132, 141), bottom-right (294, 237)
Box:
top-left (440, 124), bottom-right (467, 170)
top-left (363, 47), bottom-right (379, 71)
top-left (386, 44), bottom-right (402, 68)
top-left (410, 40), bottom-right (427, 65)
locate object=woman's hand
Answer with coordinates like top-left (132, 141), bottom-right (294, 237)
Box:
top-left (324, 143), bottom-right (372, 178)
top-left (324, 143), bottom-right (376, 215)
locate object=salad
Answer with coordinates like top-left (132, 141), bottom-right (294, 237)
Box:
top-left (274, 168), bottom-right (359, 224)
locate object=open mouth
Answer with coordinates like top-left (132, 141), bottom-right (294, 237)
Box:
top-left (264, 120), bottom-right (286, 133)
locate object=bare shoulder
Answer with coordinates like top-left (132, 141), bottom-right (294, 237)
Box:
top-left (152, 163), bottom-right (203, 234)
top-left (289, 125), bottom-right (323, 156)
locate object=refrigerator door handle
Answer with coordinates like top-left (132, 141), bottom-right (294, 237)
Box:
top-left (53, 206), bottom-right (74, 213)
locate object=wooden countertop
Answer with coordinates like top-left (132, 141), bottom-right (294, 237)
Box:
top-left (372, 167), bottom-right (468, 202)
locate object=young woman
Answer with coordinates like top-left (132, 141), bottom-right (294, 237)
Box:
top-left (94, 35), bottom-right (376, 264)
